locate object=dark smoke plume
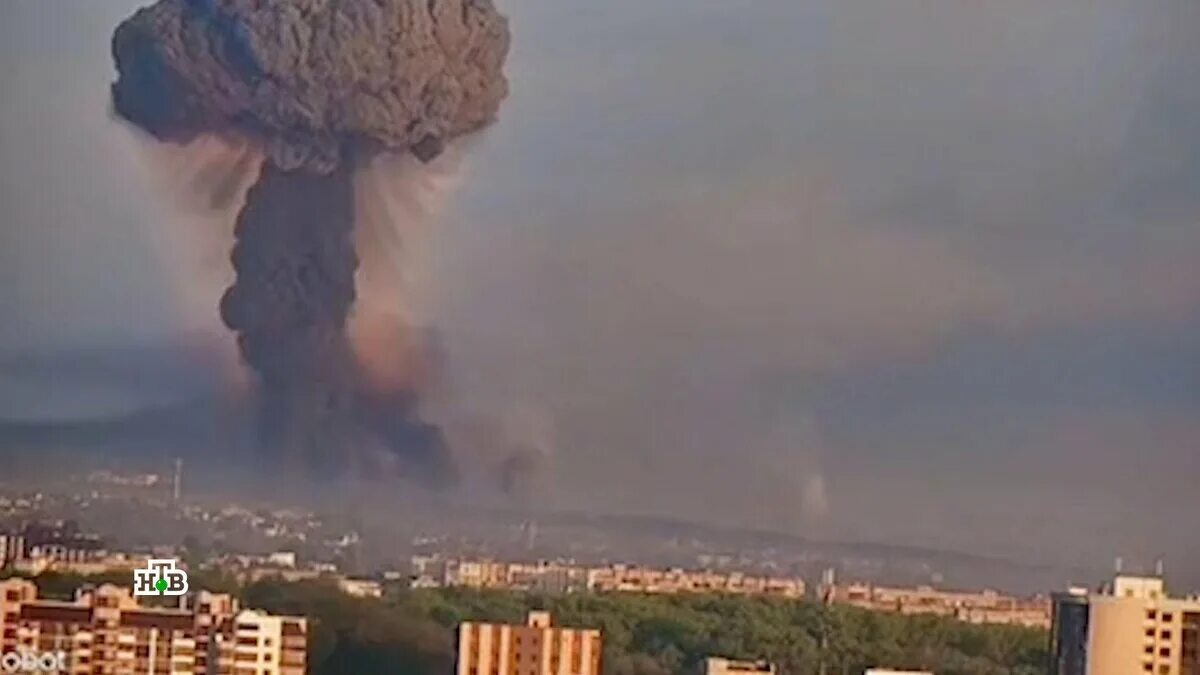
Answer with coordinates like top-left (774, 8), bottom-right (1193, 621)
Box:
top-left (112, 0), bottom-right (510, 172)
top-left (110, 0), bottom-right (509, 484)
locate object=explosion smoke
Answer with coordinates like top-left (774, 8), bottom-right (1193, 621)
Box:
top-left (110, 0), bottom-right (510, 484)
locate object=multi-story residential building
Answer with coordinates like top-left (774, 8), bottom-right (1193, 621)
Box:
top-left (20, 522), bottom-right (106, 563)
top-left (441, 559), bottom-right (590, 594)
top-left (1048, 574), bottom-right (1200, 675)
top-left (506, 562), bottom-right (590, 595)
top-left (446, 560), bottom-right (514, 589)
top-left (0, 578), bottom-right (306, 675)
top-left (193, 590), bottom-right (240, 675)
top-left (0, 533), bottom-right (24, 567)
top-left (702, 657), bottom-right (778, 675)
top-left (819, 579), bottom-right (1050, 628)
top-left (1, 523), bottom-right (106, 571)
top-left (1048, 587), bottom-right (1091, 675)
top-left (587, 564), bottom-right (805, 598)
top-left (456, 611), bottom-right (602, 675)
top-left (229, 609), bottom-right (307, 675)
top-left (2, 579), bottom-right (201, 675)
top-left (336, 578), bottom-right (384, 598)
top-left (437, 558), bottom-right (804, 599)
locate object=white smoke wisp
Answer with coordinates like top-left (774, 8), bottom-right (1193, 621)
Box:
top-left (131, 134), bottom-right (263, 391)
top-left (801, 472), bottom-right (830, 523)
top-left (351, 145), bottom-right (560, 501)
top-left (759, 416), bottom-right (832, 525)
top-left (354, 146), bottom-right (467, 321)
top-left (349, 145), bottom-right (468, 393)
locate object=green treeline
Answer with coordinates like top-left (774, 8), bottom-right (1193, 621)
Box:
top-left (6, 571), bottom-right (1047, 675)
top-left (241, 580), bottom-right (1048, 675)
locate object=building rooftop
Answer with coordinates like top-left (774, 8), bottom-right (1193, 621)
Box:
top-left (705, 657), bottom-right (778, 673)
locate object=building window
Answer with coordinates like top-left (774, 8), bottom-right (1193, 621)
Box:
top-left (1150, 611), bottom-right (1159, 621)
top-left (1163, 630), bottom-right (1173, 640)
top-left (1149, 628), bottom-right (1158, 638)
top-left (1160, 647), bottom-right (1171, 657)
top-left (1158, 666), bottom-right (1169, 675)
top-left (1144, 663), bottom-right (1154, 672)
top-left (1164, 614), bottom-right (1175, 623)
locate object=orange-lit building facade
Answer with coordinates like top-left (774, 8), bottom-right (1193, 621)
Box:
top-left (0, 578), bottom-right (305, 675)
top-left (457, 611), bottom-right (602, 675)
top-left (1049, 575), bottom-right (1200, 675)
top-left (819, 579), bottom-right (1051, 628)
top-left (440, 558), bottom-right (804, 599)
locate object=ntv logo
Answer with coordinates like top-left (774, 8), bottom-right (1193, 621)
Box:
top-left (133, 559), bottom-right (189, 597)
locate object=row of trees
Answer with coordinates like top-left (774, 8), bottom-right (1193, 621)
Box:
top-left (9, 571), bottom-right (1047, 674)
top-left (243, 580), bottom-right (1047, 675)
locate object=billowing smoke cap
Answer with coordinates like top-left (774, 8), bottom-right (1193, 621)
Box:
top-left (112, 0), bottom-right (510, 172)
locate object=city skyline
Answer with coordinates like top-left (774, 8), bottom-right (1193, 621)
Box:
top-left (0, 481), bottom-right (1196, 673)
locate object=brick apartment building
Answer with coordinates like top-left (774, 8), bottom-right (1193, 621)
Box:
top-left (0, 578), bottom-right (305, 675)
top-left (819, 579), bottom-right (1051, 629)
top-left (457, 611), bottom-right (602, 675)
top-left (1049, 574), bottom-right (1200, 675)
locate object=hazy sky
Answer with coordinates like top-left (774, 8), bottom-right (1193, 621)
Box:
top-left (2, 0), bottom-right (1197, 584)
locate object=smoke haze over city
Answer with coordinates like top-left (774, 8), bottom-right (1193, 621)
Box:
top-left (1, 0), bottom-right (1198, 589)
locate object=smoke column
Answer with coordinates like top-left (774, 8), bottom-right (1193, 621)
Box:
top-left (110, 0), bottom-right (510, 484)
top-left (219, 165), bottom-right (359, 474)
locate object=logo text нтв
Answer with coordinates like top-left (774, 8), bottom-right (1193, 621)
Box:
top-left (132, 559), bottom-right (189, 597)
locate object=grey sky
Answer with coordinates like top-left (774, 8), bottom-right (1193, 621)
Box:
top-left (2, 0), bottom-right (1197, 584)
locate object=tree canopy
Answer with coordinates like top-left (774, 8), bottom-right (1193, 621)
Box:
top-left (242, 581), bottom-right (1047, 675)
top-left (3, 571), bottom-right (1047, 674)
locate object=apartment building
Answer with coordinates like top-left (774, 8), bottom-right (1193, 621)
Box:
top-left (0, 533), bottom-right (25, 567)
top-left (457, 611), bottom-right (602, 675)
top-left (587, 565), bottom-right (805, 598)
top-left (229, 609), bottom-right (307, 675)
top-left (194, 591), bottom-right (240, 675)
top-left (438, 558), bottom-right (804, 599)
top-left (0, 578), bottom-right (306, 675)
top-left (820, 580), bottom-right (1051, 628)
top-left (702, 657), bottom-right (778, 675)
top-left (1, 523), bottom-right (105, 571)
top-left (1049, 574), bottom-right (1200, 675)
top-left (507, 563), bottom-right (590, 595)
